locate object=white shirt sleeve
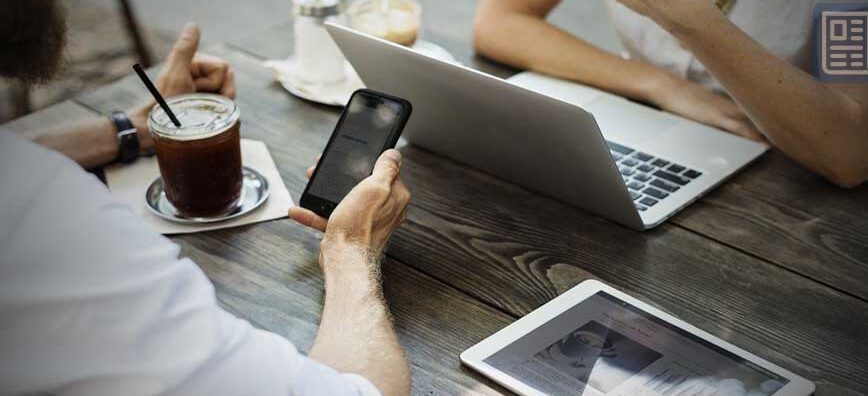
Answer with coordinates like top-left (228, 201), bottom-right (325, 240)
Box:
top-left (0, 133), bottom-right (381, 396)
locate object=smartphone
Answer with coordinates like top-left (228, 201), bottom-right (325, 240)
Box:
top-left (300, 89), bottom-right (412, 218)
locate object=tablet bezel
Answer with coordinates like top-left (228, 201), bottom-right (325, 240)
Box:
top-left (460, 279), bottom-right (815, 396)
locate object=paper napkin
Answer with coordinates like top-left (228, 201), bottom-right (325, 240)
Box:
top-left (105, 139), bottom-right (294, 235)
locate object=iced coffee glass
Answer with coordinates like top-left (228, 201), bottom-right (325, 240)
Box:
top-left (148, 94), bottom-right (243, 218)
top-left (348, 0), bottom-right (421, 47)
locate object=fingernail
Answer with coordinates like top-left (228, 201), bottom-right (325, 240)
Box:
top-left (183, 22), bottom-right (200, 36)
top-left (288, 207), bottom-right (300, 220)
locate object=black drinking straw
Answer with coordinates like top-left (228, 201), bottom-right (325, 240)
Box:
top-left (132, 63), bottom-right (182, 127)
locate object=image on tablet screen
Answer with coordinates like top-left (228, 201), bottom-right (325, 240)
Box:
top-left (484, 292), bottom-right (788, 396)
top-left (535, 320), bottom-right (661, 393)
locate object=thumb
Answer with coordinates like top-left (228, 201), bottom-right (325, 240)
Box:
top-left (371, 149), bottom-right (402, 185)
top-left (167, 23), bottom-right (200, 68)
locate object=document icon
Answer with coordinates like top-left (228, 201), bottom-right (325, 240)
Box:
top-left (819, 7), bottom-right (868, 78)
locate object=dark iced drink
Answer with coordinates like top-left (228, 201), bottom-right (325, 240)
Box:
top-left (148, 94), bottom-right (242, 218)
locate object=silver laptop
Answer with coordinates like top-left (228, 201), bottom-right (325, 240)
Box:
top-left (326, 23), bottom-right (767, 230)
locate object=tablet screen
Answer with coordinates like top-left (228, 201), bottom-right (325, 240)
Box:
top-left (484, 292), bottom-right (788, 396)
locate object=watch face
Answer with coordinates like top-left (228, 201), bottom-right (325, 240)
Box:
top-left (117, 128), bottom-right (140, 163)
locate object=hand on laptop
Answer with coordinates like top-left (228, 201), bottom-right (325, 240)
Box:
top-left (289, 149), bottom-right (412, 257)
top-left (650, 74), bottom-right (767, 143)
top-left (610, 0), bottom-right (766, 143)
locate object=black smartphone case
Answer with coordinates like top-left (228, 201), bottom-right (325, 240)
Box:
top-left (299, 89), bottom-right (413, 218)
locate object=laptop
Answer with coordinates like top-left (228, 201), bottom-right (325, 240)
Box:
top-left (326, 23), bottom-right (767, 230)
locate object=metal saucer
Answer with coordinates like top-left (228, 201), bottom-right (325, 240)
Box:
top-left (145, 166), bottom-right (270, 224)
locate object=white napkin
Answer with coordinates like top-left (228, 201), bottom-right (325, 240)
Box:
top-left (105, 139), bottom-right (294, 235)
top-left (263, 58), bottom-right (365, 106)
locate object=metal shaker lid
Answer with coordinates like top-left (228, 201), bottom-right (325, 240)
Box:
top-left (294, 0), bottom-right (344, 18)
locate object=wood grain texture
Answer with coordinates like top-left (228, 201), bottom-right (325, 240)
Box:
top-left (70, 0), bottom-right (867, 308)
top-left (172, 219), bottom-right (515, 395)
top-left (3, 84), bottom-right (515, 394)
top-left (220, 0), bottom-right (868, 302)
top-left (78, 42), bottom-right (867, 395)
top-left (407, 0), bottom-right (868, 302)
top-left (421, 1), bottom-right (868, 302)
top-left (70, 44), bottom-right (515, 395)
top-left (64, 15), bottom-right (868, 396)
top-left (672, 151), bottom-right (868, 300)
top-left (389, 145), bottom-right (868, 395)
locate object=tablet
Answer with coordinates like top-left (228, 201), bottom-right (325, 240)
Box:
top-left (461, 280), bottom-right (814, 396)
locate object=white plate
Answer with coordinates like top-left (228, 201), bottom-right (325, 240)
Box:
top-left (145, 166), bottom-right (269, 224)
top-left (264, 40), bottom-right (458, 107)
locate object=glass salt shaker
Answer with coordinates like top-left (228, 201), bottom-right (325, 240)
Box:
top-left (292, 0), bottom-right (347, 84)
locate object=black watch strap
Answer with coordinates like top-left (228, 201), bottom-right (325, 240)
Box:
top-left (109, 111), bottom-right (140, 164)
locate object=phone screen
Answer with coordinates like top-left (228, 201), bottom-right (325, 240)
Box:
top-left (305, 91), bottom-right (407, 209)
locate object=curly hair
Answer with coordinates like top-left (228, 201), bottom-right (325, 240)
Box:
top-left (0, 0), bottom-right (67, 85)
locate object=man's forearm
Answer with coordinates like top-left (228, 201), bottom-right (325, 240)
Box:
top-left (21, 117), bottom-right (118, 169)
top-left (16, 102), bottom-right (153, 169)
top-left (309, 243), bottom-right (409, 396)
top-left (474, 0), bottom-right (674, 105)
top-left (655, 6), bottom-right (868, 187)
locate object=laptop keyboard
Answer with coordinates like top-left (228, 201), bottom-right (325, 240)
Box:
top-left (607, 141), bottom-right (703, 212)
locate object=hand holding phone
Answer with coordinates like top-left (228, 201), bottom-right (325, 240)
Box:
top-left (290, 149), bottom-right (411, 255)
top-left (300, 89), bottom-right (412, 218)
top-left (289, 90), bottom-right (411, 254)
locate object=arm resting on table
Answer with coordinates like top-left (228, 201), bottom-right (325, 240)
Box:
top-left (309, 243), bottom-right (411, 396)
top-left (654, 6), bottom-right (868, 188)
top-left (12, 102), bottom-right (152, 169)
top-left (473, 0), bottom-right (672, 106)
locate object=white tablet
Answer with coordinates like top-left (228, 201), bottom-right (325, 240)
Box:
top-left (461, 280), bottom-right (814, 396)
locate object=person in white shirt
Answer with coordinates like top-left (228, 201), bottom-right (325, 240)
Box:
top-left (474, 0), bottom-right (868, 188)
top-left (0, 2), bottom-right (411, 395)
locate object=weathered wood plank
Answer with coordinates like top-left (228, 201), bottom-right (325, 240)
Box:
top-left (228, 8), bottom-right (868, 302)
top-left (672, 151), bottom-right (868, 300)
top-left (72, 45), bottom-right (512, 394)
top-left (13, 2), bottom-right (868, 396)
top-left (391, 144), bottom-right (868, 395)
top-left (72, 38), bottom-right (868, 395)
top-left (426, 0), bottom-right (868, 301)
top-left (173, 219), bottom-right (514, 395)
top-left (8, 66), bottom-right (514, 395)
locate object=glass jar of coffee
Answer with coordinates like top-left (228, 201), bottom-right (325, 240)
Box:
top-left (348, 0), bottom-right (421, 47)
top-left (148, 94), bottom-right (243, 218)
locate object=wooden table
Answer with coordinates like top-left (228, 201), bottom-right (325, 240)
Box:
top-left (3, 2), bottom-right (866, 395)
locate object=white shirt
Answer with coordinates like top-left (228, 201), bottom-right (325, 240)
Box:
top-left (0, 132), bottom-right (381, 396)
top-left (604, 0), bottom-right (819, 93)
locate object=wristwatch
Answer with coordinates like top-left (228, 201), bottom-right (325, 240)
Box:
top-left (109, 111), bottom-right (140, 164)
